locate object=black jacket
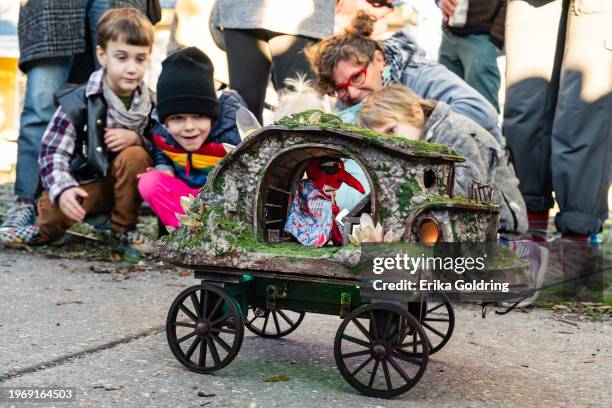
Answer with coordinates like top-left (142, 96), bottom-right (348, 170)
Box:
top-left (440, 0), bottom-right (506, 49)
top-left (56, 85), bottom-right (110, 183)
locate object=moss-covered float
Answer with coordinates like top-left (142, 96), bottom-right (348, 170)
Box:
top-left (157, 111), bottom-right (529, 398)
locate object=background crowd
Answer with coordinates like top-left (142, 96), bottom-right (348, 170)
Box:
top-left (0, 0), bottom-right (609, 254)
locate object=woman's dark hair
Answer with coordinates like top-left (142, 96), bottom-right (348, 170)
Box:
top-left (306, 11), bottom-right (383, 94)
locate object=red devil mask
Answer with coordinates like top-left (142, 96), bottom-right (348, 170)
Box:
top-left (305, 157), bottom-right (365, 196)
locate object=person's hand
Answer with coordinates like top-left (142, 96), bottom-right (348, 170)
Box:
top-left (58, 187), bottom-right (88, 222)
top-left (440, 0), bottom-right (457, 22)
top-left (137, 167), bottom-right (174, 178)
top-left (335, 0), bottom-right (392, 34)
top-left (104, 128), bottom-right (141, 152)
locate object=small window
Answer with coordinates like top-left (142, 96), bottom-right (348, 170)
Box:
top-left (424, 169), bottom-right (437, 188)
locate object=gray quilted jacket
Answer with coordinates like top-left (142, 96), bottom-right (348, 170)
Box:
top-left (18, 0), bottom-right (148, 72)
top-left (423, 101), bottom-right (528, 236)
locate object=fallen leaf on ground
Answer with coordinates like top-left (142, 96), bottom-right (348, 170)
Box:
top-left (179, 270), bottom-right (191, 277)
top-left (166, 283), bottom-right (188, 288)
top-left (556, 318), bottom-right (578, 326)
top-left (90, 265), bottom-right (113, 273)
top-left (263, 375), bottom-right (289, 382)
top-left (93, 384), bottom-right (124, 391)
top-left (197, 391), bottom-right (217, 397)
top-left (56, 300), bottom-right (83, 306)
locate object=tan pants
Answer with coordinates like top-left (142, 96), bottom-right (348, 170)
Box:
top-left (37, 146), bottom-right (152, 241)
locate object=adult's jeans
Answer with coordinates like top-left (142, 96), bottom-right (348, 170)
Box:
top-left (504, 0), bottom-right (612, 235)
top-left (15, 57), bottom-right (73, 201)
top-left (438, 31), bottom-right (501, 112)
top-left (85, 0), bottom-right (110, 69)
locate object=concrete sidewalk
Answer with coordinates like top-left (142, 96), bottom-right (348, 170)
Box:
top-left (0, 249), bottom-right (610, 407)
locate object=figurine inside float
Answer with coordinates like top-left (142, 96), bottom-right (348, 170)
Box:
top-left (284, 156), bottom-right (365, 246)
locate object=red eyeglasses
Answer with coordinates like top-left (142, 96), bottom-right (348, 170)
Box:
top-left (329, 65), bottom-right (368, 99)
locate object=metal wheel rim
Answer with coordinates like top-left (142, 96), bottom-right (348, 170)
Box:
top-left (166, 284), bottom-right (244, 373)
top-left (245, 307), bottom-right (305, 338)
top-left (334, 303), bottom-right (430, 398)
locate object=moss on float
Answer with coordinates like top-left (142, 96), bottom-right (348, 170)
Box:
top-left (277, 110), bottom-right (462, 158)
top-left (397, 177), bottom-right (421, 214)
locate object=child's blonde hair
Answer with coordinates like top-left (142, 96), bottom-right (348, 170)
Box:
top-left (359, 84), bottom-right (437, 133)
top-left (97, 8), bottom-right (155, 50)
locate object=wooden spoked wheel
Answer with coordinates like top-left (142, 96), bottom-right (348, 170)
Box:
top-left (245, 307), bottom-right (305, 338)
top-left (166, 284), bottom-right (244, 373)
top-left (409, 298), bottom-right (455, 354)
top-left (419, 300), bottom-right (455, 354)
top-left (334, 303), bottom-right (429, 398)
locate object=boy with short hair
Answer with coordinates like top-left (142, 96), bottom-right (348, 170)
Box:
top-left (0, 8), bottom-right (155, 244)
top-left (137, 47), bottom-right (244, 229)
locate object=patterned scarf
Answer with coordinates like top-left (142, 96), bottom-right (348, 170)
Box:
top-left (382, 30), bottom-right (427, 83)
top-left (102, 78), bottom-right (152, 135)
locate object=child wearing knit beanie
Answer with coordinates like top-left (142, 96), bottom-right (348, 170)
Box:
top-left (137, 47), bottom-right (246, 228)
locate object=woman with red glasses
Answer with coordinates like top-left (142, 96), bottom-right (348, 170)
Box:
top-left (306, 11), bottom-right (502, 144)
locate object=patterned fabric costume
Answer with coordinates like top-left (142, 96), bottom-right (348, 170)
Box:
top-left (284, 180), bottom-right (336, 247)
top-left (284, 157), bottom-right (365, 247)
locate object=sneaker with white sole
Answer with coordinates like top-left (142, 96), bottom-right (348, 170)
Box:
top-left (1, 198), bottom-right (36, 229)
top-left (0, 224), bottom-right (40, 245)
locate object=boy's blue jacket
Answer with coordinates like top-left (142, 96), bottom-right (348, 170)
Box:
top-left (151, 90), bottom-right (245, 188)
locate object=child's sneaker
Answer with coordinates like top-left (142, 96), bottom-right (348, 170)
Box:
top-left (0, 198), bottom-right (36, 229)
top-left (0, 224), bottom-right (40, 245)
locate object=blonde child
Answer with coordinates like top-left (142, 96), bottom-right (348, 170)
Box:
top-left (359, 84), bottom-right (527, 237)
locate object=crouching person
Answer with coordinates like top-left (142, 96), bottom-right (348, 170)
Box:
top-left (137, 47), bottom-right (244, 229)
top-left (1, 9), bottom-right (155, 245)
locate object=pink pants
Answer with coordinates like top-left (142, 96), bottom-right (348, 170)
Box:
top-left (137, 170), bottom-right (200, 228)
